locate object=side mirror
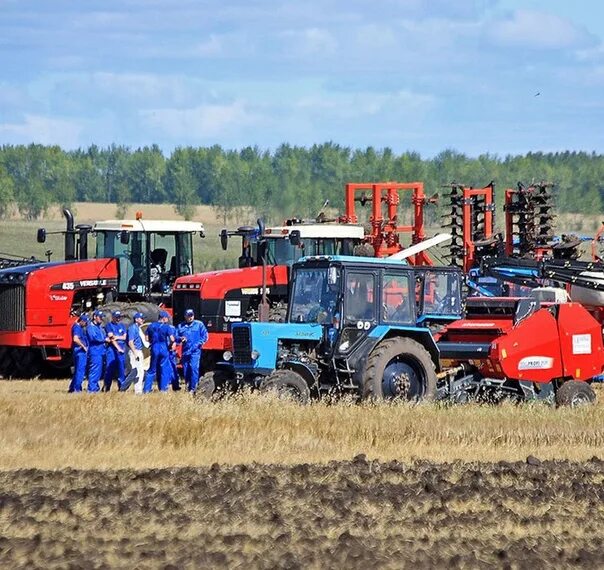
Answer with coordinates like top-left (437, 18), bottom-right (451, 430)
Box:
top-left (289, 230), bottom-right (302, 247)
top-left (220, 229), bottom-right (228, 251)
top-left (257, 218), bottom-right (265, 237)
top-left (37, 228), bottom-right (46, 243)
top-left (120, 230), bottom-right (130, 245)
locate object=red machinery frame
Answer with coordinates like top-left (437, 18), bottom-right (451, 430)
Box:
top-left (339, 182), bottom-right (436, 264)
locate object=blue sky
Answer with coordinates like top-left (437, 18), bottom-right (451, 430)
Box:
top-left (0, 0), bottom-right (603, 157)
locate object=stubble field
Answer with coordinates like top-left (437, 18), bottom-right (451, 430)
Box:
top-left (0, 382), bottom-right (602, 567)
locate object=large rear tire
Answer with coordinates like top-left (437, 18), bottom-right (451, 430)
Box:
top-left (260, 369), bottom-right (310, 404)
top-left (555, 380), bottom-right (596, 407)
top-left (362, 337), bottom-right (436, 401)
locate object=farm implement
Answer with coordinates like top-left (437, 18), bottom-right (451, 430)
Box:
top-left (200, 254), bottom-right (600, 406)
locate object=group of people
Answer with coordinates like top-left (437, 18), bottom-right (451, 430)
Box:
top-left (68, 308), bottom-right (208, 394)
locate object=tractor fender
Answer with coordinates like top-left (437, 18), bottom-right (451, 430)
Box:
top-left (280, 361), bottom-right (318, 389)
top-left (368, 325), bottom-right (441, 372)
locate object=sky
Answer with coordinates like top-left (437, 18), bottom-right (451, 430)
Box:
top-left (0, 0), bottom-right (603, 157)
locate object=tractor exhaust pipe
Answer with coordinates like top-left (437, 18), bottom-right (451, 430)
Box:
top-left (63, 208), bottom-right (76, 261)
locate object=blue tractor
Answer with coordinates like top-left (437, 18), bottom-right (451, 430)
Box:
top-left (198, 255), bottom-right (463, 403)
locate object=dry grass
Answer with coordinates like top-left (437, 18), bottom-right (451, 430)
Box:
top-left (0, 381), bottom-right (602, 469)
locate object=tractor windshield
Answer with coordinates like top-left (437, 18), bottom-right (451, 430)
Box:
top-left (96, 231), bottom-right (194, 295)
top-left (289, 266), bottom-right (339, 324)
top-left (257, 238), bottom-right (358, 266)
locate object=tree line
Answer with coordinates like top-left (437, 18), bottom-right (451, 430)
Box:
top-left (0, 143), bottom-right (602, 223)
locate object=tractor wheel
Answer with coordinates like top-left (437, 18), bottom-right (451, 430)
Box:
top-left (362, 337), bottom-right (437, 401)
top-left (11, 348), bottom-right (43, 379)
top-left (195, 369), bottom-right (236, 400)
top-left (260, 369), bottom-right (310, 404)
top-left (555, 380), bottom-right (596, 407)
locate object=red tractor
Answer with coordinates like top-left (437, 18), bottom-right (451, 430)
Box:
top-left (0, 210), bottom-right (205, 377)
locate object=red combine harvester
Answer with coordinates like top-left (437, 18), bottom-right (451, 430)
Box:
top-left (0, 210), bottom-right (205, 377)
top-left (172, 181), bottom-right (440, 369)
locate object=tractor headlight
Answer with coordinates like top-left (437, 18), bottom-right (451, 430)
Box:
top-left (251, 349), bottom-right (260, 360)
top-left (223, 350), bottom-right (233, 361)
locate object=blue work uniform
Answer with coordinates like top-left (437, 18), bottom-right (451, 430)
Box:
top-left (176, 319), bottom-right (209, 392)
top-left (104, 320), bottom-right (127, 391)
top-left (166, 324), bottom-right (180, 390)
top-left (68, 322), bottom-right (89, 393)
top-left (86, 322), bottom-right (107, 393)
top-left (143, 321), bottom-right (172, 393)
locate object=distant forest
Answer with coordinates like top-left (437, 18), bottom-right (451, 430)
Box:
top-left (0, 143), bottom-right (603, 223)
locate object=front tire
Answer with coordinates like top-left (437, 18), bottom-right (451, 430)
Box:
top-left (260, 369), bottom-right (310, 404)
top-left (362, 337), bottom-right (436, 401)
top-left (195, 369), bottom-right (236, 400)
top-left (555, 380), bottom-right (596, 407)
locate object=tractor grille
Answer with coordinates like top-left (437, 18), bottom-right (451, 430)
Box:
top-left (232, 325), bottom-right (252, 364)
top-left (0, 284), bottom-right (25, 331)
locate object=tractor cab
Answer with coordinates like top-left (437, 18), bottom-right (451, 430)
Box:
top-left (94, 218), bottom-right (205, 302)
top-left (221, 220), bottom-right (366, 268)
top-left (287, 256), bottom-right (462, 355)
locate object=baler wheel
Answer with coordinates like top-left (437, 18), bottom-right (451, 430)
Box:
top-left (555, 380), bottom-right (596, 407)
top-left (362, 337), bottom-right (436, 401)
top-left (260, 369), bottom-right (310, 404)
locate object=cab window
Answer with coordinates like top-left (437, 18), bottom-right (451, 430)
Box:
top-left (344, 273), bottom-right (375, 322)
top-left (422, 271), bottom-right (461, 315)
top-left (382, 272), bottom-right (412, 323)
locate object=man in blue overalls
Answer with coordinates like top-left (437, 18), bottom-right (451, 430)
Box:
top-left (176, 308), bottom-right (209, 392)
top-left (143, 311), bottom-right (174, 393)
top-left (68, 313), bottom-right (89, 393)
top-left (86, 310), bottom-right (108, 393)
top-left (166, 320), bottom-right (180, 391)
top-left (104, 310), bottom-right (127, 391)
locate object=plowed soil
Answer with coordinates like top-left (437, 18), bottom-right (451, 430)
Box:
top-left (0, 458), bottom-right (602, 569)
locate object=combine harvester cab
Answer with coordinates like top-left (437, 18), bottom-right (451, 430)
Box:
top-left (0, 211), bottom-right (205, 378)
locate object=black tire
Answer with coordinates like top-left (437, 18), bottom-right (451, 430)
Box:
top-left (260, 369), bottom-right (311, 404)
top-left (195, 369), bottom-right (236, 400)
top-left (362, 337), bottom-right (437, 401)
top-left (555, 380), bottom-right (596, 407)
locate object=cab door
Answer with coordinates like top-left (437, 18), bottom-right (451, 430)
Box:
top-left (337, 271), bottom-right (377, 353)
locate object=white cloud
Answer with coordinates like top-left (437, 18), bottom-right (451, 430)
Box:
top-left (194, 34), bottom-right (224, 56)
top-left (490, 10), bottom-right (590, 49)
top-left (0, 114), bottom-right (83, 148)
top-left (140, 101), bottom-right (260, 139)
top-left (280, 28), bottom-right (338, 57)
top-left (296, 89), bottom-right (436, 119)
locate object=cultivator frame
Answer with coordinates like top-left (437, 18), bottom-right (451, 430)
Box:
top-left (442, 182), bottom-right (498, 273)
top-left (339, 182), bottom-right (437, 264)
